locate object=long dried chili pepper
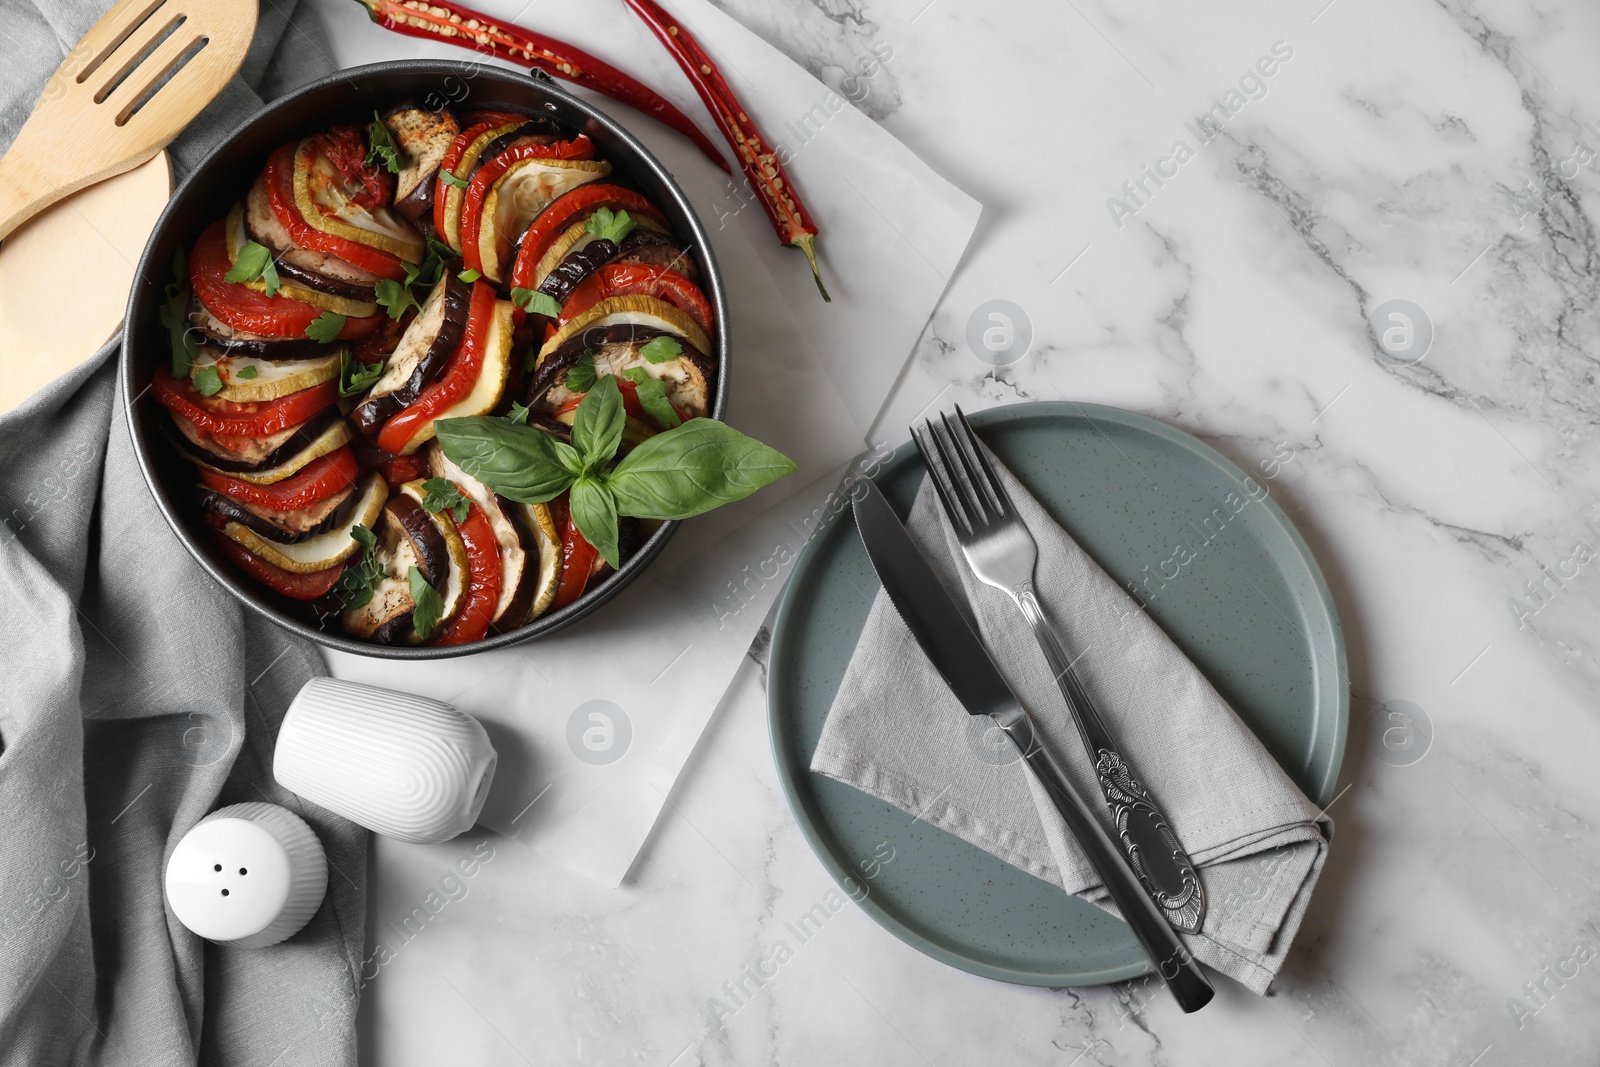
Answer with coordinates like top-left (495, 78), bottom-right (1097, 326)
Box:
top-left (352, 0), bottom-right (728, 173)
top-left (622, 0), bottom-right (829, 301)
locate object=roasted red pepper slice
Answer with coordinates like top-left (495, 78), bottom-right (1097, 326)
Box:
top-left (212, 532), bottom-right (344, 601)
top-left (548, 494), bottom-right (598, 610)
top-left (264, 143), bottom-right (409, 281)
top-left (190, 220), bottom-right (381, 339)
top-left (376, 280), bottom-right (497, 454)
top-left (431, 499), bottom-right (502, 646)
top-left (558, 263), bottom-right (712, 337)
top-left (432, 120), bottom-right (502, 238)
top-left (458, 137), bottom-right (597, 274)
top-left (198, 446), bottom-right (359, 512)
top-left (506, 184), bottom-right (667, 299)
top-left (152, 366), bottom-right (337, 437)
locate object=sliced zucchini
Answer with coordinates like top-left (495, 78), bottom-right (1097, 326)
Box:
top-left (222, 473), bottom-right (386, 572)
top-left (476, 157), bottom-right (611, 283)
top-left (225, 202), bottom-right (377, 318)
top-left (293, 137), bottom-right (425, 263)
top-left (430, 443), bottom-right (534, 626)
top-left (394, 299), bottom-right (514, 455)
top-left (399, 479), bottom-right (469, 631)
top-left (215, 349), bottom-right (343, 403)
top-left (519, 502), bottom-right (562, 621)
top-left (191, 419), bottom-right (353, 486)
top-left (536, 295), bottom-right (712, 368)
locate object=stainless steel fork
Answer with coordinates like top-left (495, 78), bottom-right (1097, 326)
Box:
top-left (914, 407), bottom-right (1206, 933)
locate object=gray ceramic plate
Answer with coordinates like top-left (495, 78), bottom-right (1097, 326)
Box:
top-left (767, 401), bottom-right (1347, 986)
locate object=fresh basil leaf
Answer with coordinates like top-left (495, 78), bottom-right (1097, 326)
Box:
top-left (569, 477), bottom-right (620, 568)
top-left (435, 416), bottom-right (580, 504)
top-left (573, 374), bottom-right (625, 471)
top-left (305, 312), bottom-right (346, 343)
top-left (633, 376), bottom-right (681, 429)
top-left (409, 566), bottom-right (444, 640)
top-left (191, 364), bottom-right (224, 396)
top-left (606, 419), bottom-right (796, 520)
top-left (225, 240), bottom-right (280, 296)
top-left (339, 351), bottom-right (386, 397)
top-left (374, 277), bottom-right (419, 320)
top-left (421, 477), bottom-right (471, 524)
top-left (458, 269), bottom-right (481, 283)
top-left (584, 206), bottom-right (636, 244)
top-left (160, 248), bottom-right (199, 378)
top-left (565, 349), bottom-right (597, 393)
top-left (639, 335), bottom-right (682, 364)
top-left (439, 168), bottom-right (469, 189)
top-left (510, 288), bottom-right (562, 317)
top-left (365, 110), bottom-right (404, 174)
top-left (338, 525), bottom-right (384, 610)
top-left (505, 401), bottom-right (531, 425)
top-left (235, 365), bottom-right (259, 380)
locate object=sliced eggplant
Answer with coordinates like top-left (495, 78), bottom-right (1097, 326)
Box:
top-left (384, 106), bottom-right (461, 220)
top-left (530, 216), bottom-right (671, 302)
top-left (213, 349), bottom-right (343, 403)
top-left (397, 480), bottom-right (470, 631)
top-left (349, 273), bottom-right (471, 433)
top-left (386, 493), bottom-right (450, 587)
top-left (611, 229), bottom-right (701, 284)
top-left (187, 297), bottom-right (339, 361)
top-left (294, 136), bottom-right (426, 263)
top-left (474, 122), bottom-right (562, 170)
top-left (198, 483), bottom-right (355, 543)
top-left (225, 202), bottom-right (377, 318)
top-left (428, 442), bottom-right (533, 627)
top-left (476, 157), bottom-right (611, 284)
top-left (340, 491), bottom-right (443, 640)
top-left (172, 416), bottom-right (352, 485)
top-left (531, 328), bottom-right (713, 421)
top-left (536, 295), bottom-right (713, 370)
top-left (393, 298), bottom-right (515, 455)
top-left (170, 407), bottom-right (342, 472)
top-left (221, 473), bottom-right (386, 573)
top-left (244, 174), bottom-right (382, 301)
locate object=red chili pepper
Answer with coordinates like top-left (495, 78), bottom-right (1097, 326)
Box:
top-left (431, 500), bottom-right (503, 645)
top-left (458, 137), bottom-right (595, 275)
top-left (190, 220), bottom-right (383, 339)
top-left (376, 280), bottom-right (497, 454)
top-left (547, 494), bottom-right (599, 609)
top-left (265, 143), bottom-right (409, 281)
top-left (351, 0), bottom-right (729, 173)
top-left (152, 366), bottom-right (338, 438)
top-left (558, 263), bottom-right (712, 336)
top-left (623, 0), bottom-right (828, 301)
top-left (212, 533), bottom-right (344, 601)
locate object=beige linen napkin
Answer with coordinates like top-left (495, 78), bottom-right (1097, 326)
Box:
top-left (810, 455), bottom-right (1333, 994)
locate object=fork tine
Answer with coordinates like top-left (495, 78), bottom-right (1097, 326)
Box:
top-left (950, 405), bottom-right (1014, 518)
top-left (926, 413), bottom-right (993, 529)
top-left (937, 410), bottom-right (1002, 524)
top-left (913, 422), bottom-right (973, 536)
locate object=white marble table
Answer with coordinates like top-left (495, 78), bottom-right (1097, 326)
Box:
top-left (343, 0), bottom-right (1600, 1062)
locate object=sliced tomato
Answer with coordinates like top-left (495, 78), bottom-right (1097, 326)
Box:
top-left (153, 365), bottom-right (336, 437)
top-left (376, 281), bottom-right (497, 454)
top-left (265, 143), bottom-right (409, 281)
top-left (431, 500), bottom-right (502, 646)
top-left (433, 120), bottom-right (499, 239)
top-left (558, 264), bottom-right (713, 338)
top-left (506, 185), bottom-right (669, 299)
top-left (458, 137), bottom-right (597, 274)
top-left (308, 126), bottom-right (393, 210)
top-left (212, 532), bottom-right (343, 601)
top-left (548, 494), bottom-right (598, 610)
top-left (198, 446), bottom-right (359, 511)
top-left (191, 220), bottom-right (382, 340)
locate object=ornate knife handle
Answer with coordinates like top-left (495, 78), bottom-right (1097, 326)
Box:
top-left (1011, 584), bottom-right (1206, 933)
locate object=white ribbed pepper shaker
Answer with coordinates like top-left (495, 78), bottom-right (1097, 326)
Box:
top-left (273, 678), bottom-right (498, 844)
top-left (165, 802), bottom-right (328, 949)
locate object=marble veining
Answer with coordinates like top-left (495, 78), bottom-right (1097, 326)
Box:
top-left (320, 0), bottom-right (1600, 1062)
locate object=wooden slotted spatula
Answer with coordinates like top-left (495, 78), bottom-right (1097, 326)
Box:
top-left (0, 0), bottom-right (256, 240)
top-left (0, 0), bottom-right (256, 415)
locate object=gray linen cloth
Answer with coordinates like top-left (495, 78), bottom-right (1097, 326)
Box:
top-left (812, 454), bottom-right (1332, 994)
top-left (0, 3), bottom-right (367, 1064)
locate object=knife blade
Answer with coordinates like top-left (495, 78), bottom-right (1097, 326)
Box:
top-left (851, 477), bottom-right (1214, 1013)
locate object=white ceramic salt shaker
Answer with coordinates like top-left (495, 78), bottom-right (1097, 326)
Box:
top-left (165, 802), bottom-right (328, 949)
top-left (273, 677), bottom-right (498, 844)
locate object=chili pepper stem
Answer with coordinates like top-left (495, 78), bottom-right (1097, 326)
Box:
top-left (792, 233), bottom-right (830, 302)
